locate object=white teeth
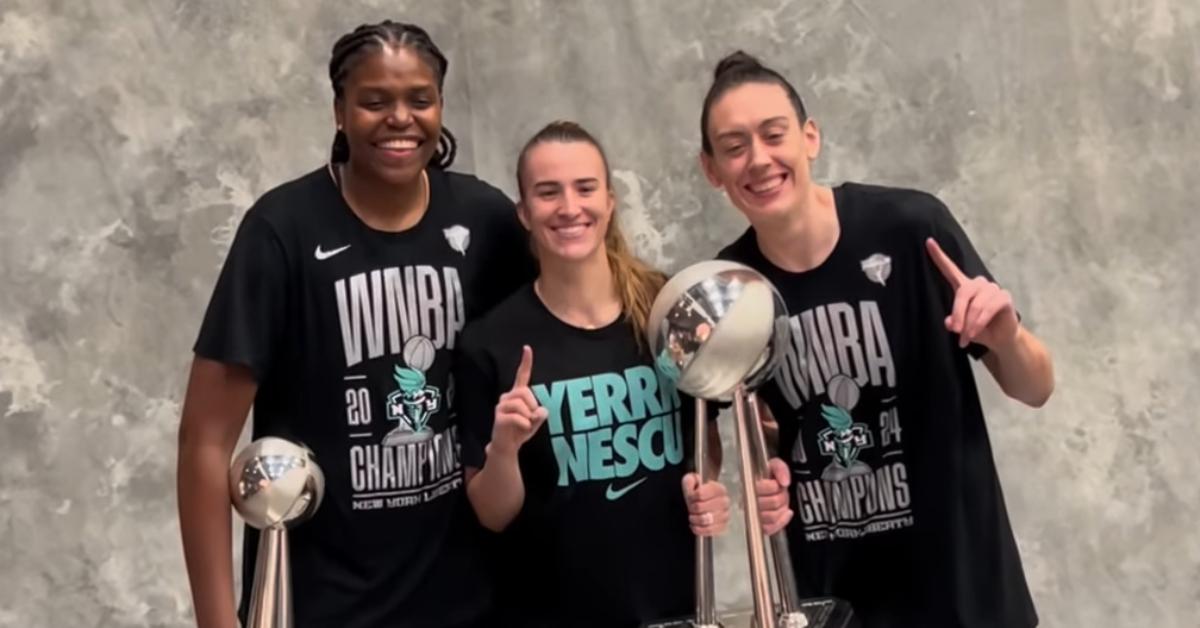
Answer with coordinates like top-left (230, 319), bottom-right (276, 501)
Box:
top-left (554, 224), bottom-right (588, 238)
top-left (379, 139), bottom-right (419, 150)
top-left (749, 175), bottom-right (785, 194)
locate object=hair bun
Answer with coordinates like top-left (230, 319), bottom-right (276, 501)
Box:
top-left (713, 50), bottom-right (763, 79)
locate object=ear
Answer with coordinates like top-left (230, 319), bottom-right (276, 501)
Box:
top-left (802, 118), bottom-right (822, 161)
top-left (515, 199), bottom-right (532, 231)
top-left (333, 98), bottom-right (345, 132)
top-left (699, 151), bottom-right (723, 188)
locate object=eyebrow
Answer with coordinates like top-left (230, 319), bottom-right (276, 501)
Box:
top-left (532, 177), bottom-right (600, 189)
top-left (715, 116), bottom-right (791, 142)
top-left (354, 83), bottom-right (436, 95)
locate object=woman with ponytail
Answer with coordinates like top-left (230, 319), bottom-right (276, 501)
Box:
top-left (455, 121), bottom-right (731, 628)
top-left (178, 20), bottom-right (535, 628)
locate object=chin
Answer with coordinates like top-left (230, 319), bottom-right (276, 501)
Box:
top-left (549, 246), bottom-right (600, 263)
top-left (356, 149), bottom-right (434, 184)
top-left (537, 237), bottom-right (602, 264)
top-left (739, 197), bottom-right (795, 226)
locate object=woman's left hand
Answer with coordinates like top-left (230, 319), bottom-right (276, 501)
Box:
top-left (683, 473), bottom-right (731, 537)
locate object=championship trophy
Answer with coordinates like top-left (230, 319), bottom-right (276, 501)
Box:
top-left (229, 437), bottom-right (326, 628)
top-left (644, 261), bottom-right (856, 628)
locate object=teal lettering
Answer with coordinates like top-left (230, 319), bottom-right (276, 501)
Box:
top-left (591, 372), bottom-right (632, 426)
top-left (533, 382), bottom-right (568, 435)
top-left (638, 416), bottom-right (666, 471)
top-left (626, 366), bottom-right (662, 420)
top-left (551, 434), bottom-right (588, 486)
top-left (566, 378), bottom-right (598, 432)
top-left (664, 411), bottom-right (684, 465)
top-left (587, 428), bottom-right (614, 480)
top-left (612, 423), bottom-right (640, 478)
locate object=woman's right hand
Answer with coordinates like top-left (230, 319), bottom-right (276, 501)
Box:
top-left (756, 457), bottom-right (794, 535)
top-left (488, 345), bottom-right (548, 457)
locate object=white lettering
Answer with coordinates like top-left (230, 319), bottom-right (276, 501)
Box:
top-left (335, 266), bottom-right (466, 367)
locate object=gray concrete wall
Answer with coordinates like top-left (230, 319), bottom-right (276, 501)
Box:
top-left (1, 1), bottom-right (1196, 626)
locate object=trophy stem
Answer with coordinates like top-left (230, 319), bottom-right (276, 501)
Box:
top-left (746, 393), bottom-right (807, 627)
top-left (733, 387), bottom-right (776, 628)
top-left (247, 526), bottom-right (292, 628)
top-left (693, 398), bottom-right (720, 628)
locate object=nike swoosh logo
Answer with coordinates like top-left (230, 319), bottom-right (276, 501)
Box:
top-left (605, 477), bottom-right (648, 501)
top-left (314, 244), bottom-right (351, 260)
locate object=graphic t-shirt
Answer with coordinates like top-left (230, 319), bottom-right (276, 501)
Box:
top-left (455, 284), bottom-right (702, 628)
top-left (193, 165), bottom-right (536, 628)
top-left (718, 183), bottom-right (1038, 628)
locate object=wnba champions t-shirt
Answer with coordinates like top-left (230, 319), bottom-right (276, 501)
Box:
top-left (455, 284), bottom-right (700, 628)
top-left (193, 165), bottom-right (535, 628)
top-left (718, 183), bottom-right (1038, 628)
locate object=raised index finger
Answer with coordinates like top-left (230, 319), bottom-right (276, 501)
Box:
top-left (512, 345), bottom-right (534, 389)
top-left (925, 237), bottom-right (966, 289)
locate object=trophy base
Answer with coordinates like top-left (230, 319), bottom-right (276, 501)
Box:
top-left (381, 428), bottom-right (434, 447)
top-left (642, 598), bottom-right (858, 628)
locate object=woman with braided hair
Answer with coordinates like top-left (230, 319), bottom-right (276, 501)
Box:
top-left (177, 21), bottom-right (534, 628)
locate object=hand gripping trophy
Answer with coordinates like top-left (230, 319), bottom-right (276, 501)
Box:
top-left (646, 260), bottom-right (856, 628)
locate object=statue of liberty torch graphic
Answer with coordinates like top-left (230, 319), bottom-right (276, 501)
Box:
top-left (817, 374), bottom-right (874, 482)
top-left (383, 335), bottom-right (441, 447)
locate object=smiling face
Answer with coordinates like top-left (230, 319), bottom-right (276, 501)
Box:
top-left (700, 82), bottom-right (821, 227)
top-left (517, 140), bottom-right (615, 265)
top-left (334, 45), bottom-right (442, 186)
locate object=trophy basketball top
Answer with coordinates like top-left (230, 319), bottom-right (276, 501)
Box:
top-left (229, 437), bottom-right (326, 530)
top-left (647, 260), bottom-right (790, 402)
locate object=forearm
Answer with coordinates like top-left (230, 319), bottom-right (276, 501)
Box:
top-left (177, 440), bottom-right (239, 628)
top-left (984, 325), bottom-right (1055, 408)
top-left (466, 445), bottom-right (526, 532)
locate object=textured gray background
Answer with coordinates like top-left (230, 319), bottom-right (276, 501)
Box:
top-left (1, 0), bottom-right (1197, 626)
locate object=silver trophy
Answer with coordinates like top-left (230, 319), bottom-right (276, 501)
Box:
top-left (229, 437), bottom-right (326, 628)
top-left (648, 260), bottom-right (807, 628)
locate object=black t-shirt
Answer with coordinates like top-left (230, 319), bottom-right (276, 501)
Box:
top-left (717, 183), bottom-right (1038, 628)
top-left (454, 284), bottom-right (701, 628)
top-left (193, 165), bottom-right (536, 628)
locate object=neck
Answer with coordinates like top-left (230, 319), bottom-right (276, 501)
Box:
top-left (754, 183), bottom-right (839, 273)
top-left (338, 162), bottom-right (428, 232)
top-left (535, 249), bottom-right (621, 330)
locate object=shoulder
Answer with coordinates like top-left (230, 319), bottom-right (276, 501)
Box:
top-left (434, 168), bottom-right (517, 216)
top-left (432, 169), bottom-right (527, 255)
top-left (218, 167), bottom-right (333, 261)
top-left (715, 226), bottom-right (758, 263)
top-left (839, 181), bottom-right (958, 235)
top-left (460, 283), bottom-right (538, 350)
top-left (243, 166), bottom-right (333, 229)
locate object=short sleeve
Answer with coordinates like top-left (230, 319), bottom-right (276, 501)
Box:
top-left (453, 326), bottom-right (501, 470)
top-left (925, 196), bottom-right (1000, 360)
top-left (193, 210), bottom-right (289, 381)
top-left (475, 195), bottom-right (537, 317)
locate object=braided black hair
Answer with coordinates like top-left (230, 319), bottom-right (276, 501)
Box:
top-left (700, 50), bottom-right (808, 155)
top-left (328, 20), bottom-right (457, 169)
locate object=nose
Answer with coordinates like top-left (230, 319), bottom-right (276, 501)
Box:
top-left (558, 190), bottom-right (585, 218)
top-left (386, 103), bottom-right (414, 128)
top-left (748, 137), bottom-right (772, 170)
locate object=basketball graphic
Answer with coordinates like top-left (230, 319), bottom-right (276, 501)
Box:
top-left (403, 335), bottom-right (436, 372)
top-left (384, 336), bottom-right (442, 448)
top-left (827, 374), bottom-right (860, 410)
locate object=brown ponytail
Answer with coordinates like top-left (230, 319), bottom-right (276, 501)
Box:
top-left (516, 121), bottom-right (666, 353)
